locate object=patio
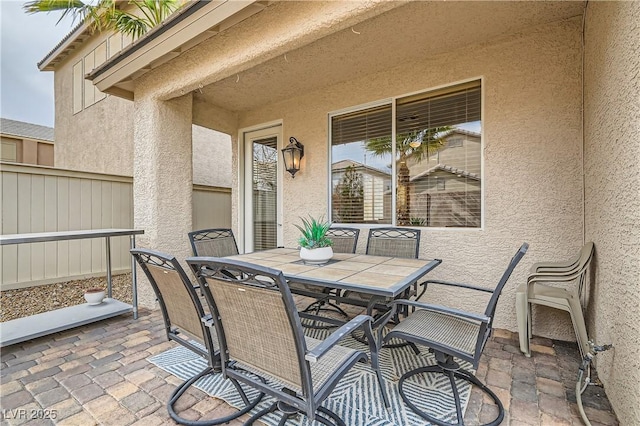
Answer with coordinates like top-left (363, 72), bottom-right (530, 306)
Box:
top-left (0, 301), bottom-right (618, 426)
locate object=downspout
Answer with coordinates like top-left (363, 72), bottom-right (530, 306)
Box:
top-left (576, 9), bottom-right (615, 425)
top-left (581, 0), bottom-right (587, 245)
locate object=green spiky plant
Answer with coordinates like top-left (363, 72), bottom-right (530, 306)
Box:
top-left (295, 216), bottom-right (333, 249)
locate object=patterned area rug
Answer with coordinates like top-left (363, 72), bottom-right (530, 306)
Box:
top-left (148, 329), bottom-right (472, 425)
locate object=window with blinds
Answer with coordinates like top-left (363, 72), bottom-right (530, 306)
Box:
top-left (330, 80), bottom-right (482, 228)
top-left (331, 104), bottom-right (393, 224)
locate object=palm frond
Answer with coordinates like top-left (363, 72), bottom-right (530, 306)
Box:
top-left (23, 0), bottom-right (90, 25)
top-left (109, 9), bottom-right (152, 38)
top-left (25, 0), bottom-right (182, 36)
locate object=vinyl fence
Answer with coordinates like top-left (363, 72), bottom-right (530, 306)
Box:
top-left (1, 163), bottom-right (231, 290)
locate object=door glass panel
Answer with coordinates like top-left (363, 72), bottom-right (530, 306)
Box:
top-left (252, 137), bottom-right (278, 250)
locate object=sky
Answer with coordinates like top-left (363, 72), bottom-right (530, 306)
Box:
top-left (1, 0), bottom-right (76, 128)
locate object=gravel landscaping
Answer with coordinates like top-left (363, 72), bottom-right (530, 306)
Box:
top-left (0, 273), bottom-right (133, 322)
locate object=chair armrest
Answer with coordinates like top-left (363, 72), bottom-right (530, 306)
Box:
top-left (305, 315), bottom-right (373, 363)
top-left (531, 260), bottom-right (575, 272)
top-left (527, 269), bottom-right (584, 284)
top-left (389, 299), bottom-right (490, 324)
top-left (420, 279), bottom-right (494, 294)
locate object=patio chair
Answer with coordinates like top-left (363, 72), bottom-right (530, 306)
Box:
top-left (380, 243), bottom-right (528, 426)
top-left (366, 227), bottom-right (421, 259)
top-left (298, 227), bottom-right (361, 327)
top-left (188, 228), bottom-right (239, 257)
top-left (187, 257), bottom-right (389, 425)
top-left (346, 227), bottom-right (421, 316)
top-left (515, 242), bottom-right (594, 357)
top-left (131, 248), bottom-right (263, 425)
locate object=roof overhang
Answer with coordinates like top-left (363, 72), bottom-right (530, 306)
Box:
top-left (38, 22), bottom-right (89, 71)
top-left (87, 0), bottom-right (267, 99)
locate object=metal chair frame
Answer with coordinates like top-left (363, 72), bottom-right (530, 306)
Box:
top-left (131, 248), bottom-right (263, 425)
top-left (187, 257), bottom-right (389, 425)
top-left (365, 227), bottom-right (421, 259)
top-left (188, 228), bottom-right (239, 257)
top-left (380, 243), bottom-right (528, 426)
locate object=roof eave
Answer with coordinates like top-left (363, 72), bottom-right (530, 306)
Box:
top-left (88, 1), bottom-right (264, 98)
top-left (38, 22), bottom-right (89, 71)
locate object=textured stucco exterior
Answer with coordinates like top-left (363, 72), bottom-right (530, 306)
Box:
top-left (192, 125), bottom-right (232, 188)
top-left (53, 31), bottom-right (134, 176)
top-left (235, 18), bottom-right (584, 336)
top-left (132, 93), bottom-right (194, 308)
top-left (48, 0), bottom-right (640, 421)
top-left (584, 2), bottom-right (640, 424)
top-left (52, 33), bottom-right (231, 187)
top-left (131, 6), bottom-right (587, 338)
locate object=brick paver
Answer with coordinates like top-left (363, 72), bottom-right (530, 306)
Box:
top-left (0, 308), bottom-right (620, 425)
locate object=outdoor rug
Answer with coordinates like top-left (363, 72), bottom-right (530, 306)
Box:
top-left (148, 329), bottom-right (472, 425)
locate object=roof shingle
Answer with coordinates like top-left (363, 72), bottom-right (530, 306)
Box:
top-left (0, 118), bottom-right (54, 142)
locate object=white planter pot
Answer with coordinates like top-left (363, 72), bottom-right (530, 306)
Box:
top-left (84, 289), bottom-right (105, 305)
top-left (300, 247), bottom-right (333, 265)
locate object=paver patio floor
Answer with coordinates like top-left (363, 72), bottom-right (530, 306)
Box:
top-left (1, 306), bottom-right (618, 425)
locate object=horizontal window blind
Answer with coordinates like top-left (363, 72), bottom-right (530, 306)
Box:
top-left (330, 81), bottom-right (481, 228)
top-left (397, 81), bottom-right (482, 228)
top-left (331, 104), bottom-right (392, 224)
top-left (252, 137), bottom-right (278, 250)
top-left (331, 105), bottom-right (392, 146)
top-left (396, 82), bottom-right (481, 134)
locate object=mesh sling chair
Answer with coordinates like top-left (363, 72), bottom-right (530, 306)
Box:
top-left (188, 228), bottom-right (239, 257)
top-left (187, 257), bottom-right (390, 425)
top-left (131, 249), bottom-right (263, 425)
top-left (297, 227), bottom-right (361, 328)
top-left (345, 227), bottom-right (421, 316)
top-left (380, 243), bottom-right (528, 426)
top-left (515, 242), bottom-right (594, 358)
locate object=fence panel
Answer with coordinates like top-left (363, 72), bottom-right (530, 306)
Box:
top-left (1, 163), bottom-right (231, 290)
top-left (192, 185), bottom-right (232, 231)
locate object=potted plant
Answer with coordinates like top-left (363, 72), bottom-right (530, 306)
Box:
top-left (295, 216), bottom-right (333, 265)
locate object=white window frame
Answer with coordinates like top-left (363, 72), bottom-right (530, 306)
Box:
top-left (328, 77), bottom-right (485, 230)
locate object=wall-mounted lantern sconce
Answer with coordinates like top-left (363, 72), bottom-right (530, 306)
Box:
top-left (282, 137), bottom-right (304, 178)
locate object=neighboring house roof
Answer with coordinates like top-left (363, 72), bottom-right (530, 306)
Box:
top-left (410, 164), bottom-right (479, 182)
top-left (443, 128), bottom-right (481, 139)
top-left (332, 159), bottom-right (391, 177)
top-left (0, 118), bottom-right (54, 142)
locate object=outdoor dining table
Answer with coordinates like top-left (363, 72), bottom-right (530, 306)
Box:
top-left (225, 247), bottom-right (442, 326)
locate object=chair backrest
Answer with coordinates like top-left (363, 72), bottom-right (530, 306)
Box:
top-left (188, 228), bottom-right (239, 257)
top-left (131, 248), bottom-right (217, 359)
top-left (484, 243), bottom-right (529, 323)
top-left (574, 242), bottom-right (595, 295)
top-left (327, 227), bottom-right (360, 253)
top-left (187, 257), bottom-right (313, 397)
top-left (366, 227), bottom-right (421, 259)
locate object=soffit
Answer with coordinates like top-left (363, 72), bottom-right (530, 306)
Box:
top-left (194, 1), bottom-right (584, 112)
top-left (89, 0), bottom-right (269, 99)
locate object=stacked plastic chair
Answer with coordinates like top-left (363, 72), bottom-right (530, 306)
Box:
top-left (515, 242), bottom-right (594, 357)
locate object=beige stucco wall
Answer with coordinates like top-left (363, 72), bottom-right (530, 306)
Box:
top-left (233, 18), bottom-right (584, 336)
top-left (53, 35), bottom-right (232, 187)
top-left (192, 125), bottom-right (232, 188)
top-left (584, 2), bottom-right (640, 425)
top-left (53, 32), bottom-right (134, 176)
